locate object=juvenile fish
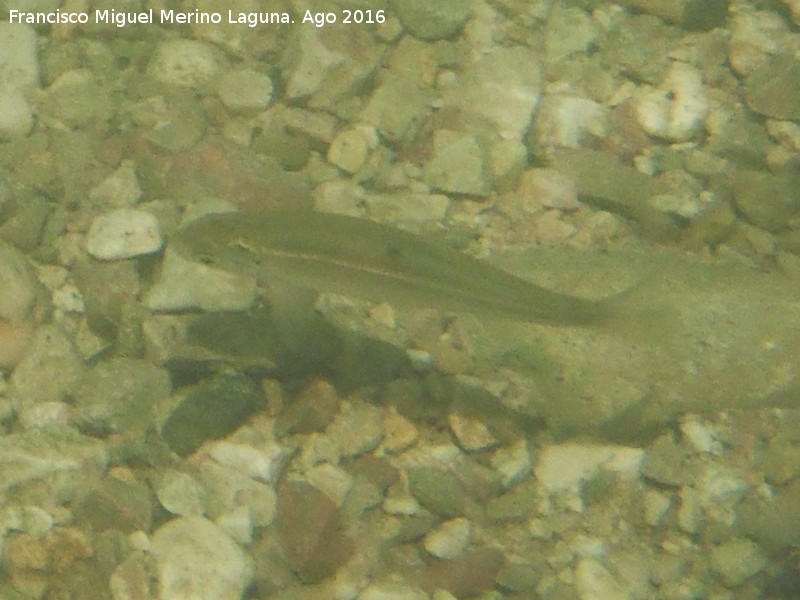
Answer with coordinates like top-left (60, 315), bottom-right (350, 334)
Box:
top-left (170, 211), bottom-right (616, 326)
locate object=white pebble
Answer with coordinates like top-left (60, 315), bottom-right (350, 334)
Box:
top-left (636, 61), bottom-right (709, 141)
top-left (423, 517), bottom-right (471, 559)
top-left (85, 209), bottom-right (163, 260)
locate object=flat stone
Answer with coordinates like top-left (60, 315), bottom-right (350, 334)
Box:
top-left (85, 209), bottom-right (163, 260)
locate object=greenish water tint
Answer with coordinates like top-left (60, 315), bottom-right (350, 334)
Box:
top-left (171, 210), bottom-right (619, 327)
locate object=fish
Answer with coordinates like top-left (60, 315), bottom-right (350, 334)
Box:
top-left (169, 210), bottom-right (619, 327)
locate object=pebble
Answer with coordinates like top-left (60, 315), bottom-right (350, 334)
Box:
top-left (0, 23), bottom-right (38, 93)
top-left (9, 324), bottom-right (85, 415)
top-left (490, 439), bottom-right (532, 488)
top-left (363, 191), bottom-right (450, 226)
top-left (392, 0), bottom-right (472, 40)
top-left (710, 537), bottom-right (768, 587)
top-left (575, 558), bottom-right (632, 600)
top-left (363, 77), bottom-right (431, 143)
top-left (328, 125), bottom-right (378, 174)
top-left (423, 517), bottom-right (471, 559)
top-left (517, 167), bottom-right (581, 213)
top-left (448, 412), bottom-right (498, 452)
top-left (0, 427), bottom-right (107, 506)
top-left (151, 516), bottom-right (253, 600)
top-left (85, 209), bottom-right (163, 260)
top-left (744, 53), bottom-right (800, 120)
top-left (532, 94), bottom-right (609, 149)
top-left (635, 61), bottom-right (709, 141)
top-left (423, 129), bottom-right (490, 196)
top-left (148, 39), bottom-right (223, 89)
top-left (208, 440), bottom-right (289, 484)
top-left (444, 46), bottom-right (542, 141)
top-left (0, 242), bottom-right (42, 367)
top-left (154, 470), bottom-right (206, 517)
top-left (71, 357), bottom-right (171, 436)
top-left (0, 89), bottom-right (34, 140)
top-left (217, 68), bottom-right (273, 113)
top-left (359, 581), bottom-right (428, 600)
top-left (88, 161), bottom-right (143, 208)
top-left (144, 247), bottom-right (257, 312)
top-left (535, 443), bottom-right (644, 512)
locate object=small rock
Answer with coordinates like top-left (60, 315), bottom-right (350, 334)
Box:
top-left (393, 0), bottom-right (472, 40)
top-left (730, 169), bottom-right (800, 232)
top-left (534, 443), bottom-right (644, 511)
top-left (424, 129), bottom-right (490, 196)
top-left (155, 470), bottom-right (206, 517)
top-left (636, 61), bottom-right (709, 141)
top-left (448, 412), bottom-right (498, 452)
top-left (744, 53), bottom-right (800, 120)
top-left (363, 76), bottom-right (431, 143)
top-left (327, 401), bottom-right (384, 459)
top-left (531, 94), bottom-right (609, 149)
top-left (306, 462), bottom-right (353, 507)
top-left (218, 68), bottom-right (273, 113)
top-left (574, 558), bottom-right (632, 600)
top-left (208, 440), bottom-right (289, 484)
top-left (85, 209), bottom-right (163, 260)
top-left (490, 439), bottom-right (531, 488)
top-left (328, 125), bottom-right (378, 174)
top-left (359, 581), bottom-right (428, 600)
top-left (363, 192), bottom-right (449, 226)
top-left (151, 516), bottom-right (253, 600)
top-left (0, 89), bottom-right (34, 140)
top-left (88, 161), bottom-right (142, 208)
top-left (444, 46), bottom-right (542, 141)
top-left (710, 537), bottom-right (768, 587)
top-left (144, 248), bottom-right (257, 312)
top-left (9, 324), bottom-right (85, 416)
top-left (424, 517), bottom-right (471, 559)
top-left (148, 39), bottom-right (223, 89)
top-left (277, 480), bottom-right (352, 583)
top-left (0, 23), bottom-right (39, 92)
top-left (72, 357), bottom-right (171, 436)
top-left (0, 427), bottom-right (107, 506)
top-left (517, 168), bottom-right (581, 212)
top-left (159, 373), bottom-right (263, 457)
top-left (407, 467), bottom-right (465, 518)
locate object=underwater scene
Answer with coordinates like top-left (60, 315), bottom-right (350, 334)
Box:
top-left (0, 0), bottom-right (799, 598)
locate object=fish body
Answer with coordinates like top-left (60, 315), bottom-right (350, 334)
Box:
top-left (170, 211), bottom-right (613, 326)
